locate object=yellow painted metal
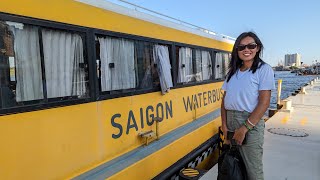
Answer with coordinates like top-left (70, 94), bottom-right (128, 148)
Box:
top-left (0, 0), bottom-right (233, 51)
top-left (0, 103), bottom-right (100, 180)
top-left (277, 79), bottom-right (282, 105)
top-left (107, 117), bottom-right (222, 180)
top-left (0, 82), bottom-right (223, 180)
top-left (0, 0), bottom-right (231, 179)
top-left (196, 150), bottom-right (219, 170)
top-left (182, 169), bottom-right (200, 177)
top-left (75, 82), bottom-right (224, 177)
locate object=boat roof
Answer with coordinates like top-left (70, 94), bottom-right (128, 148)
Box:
top-left (75, 0), bottom-right (235, 44)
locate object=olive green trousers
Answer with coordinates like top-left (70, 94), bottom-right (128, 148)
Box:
top-left (226, 110), bottom-right (265, 180)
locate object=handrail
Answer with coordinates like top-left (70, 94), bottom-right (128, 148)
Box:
top-left (115, 0), bottom-right (235, 40)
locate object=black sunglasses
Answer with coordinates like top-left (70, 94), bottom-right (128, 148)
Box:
top-left (237, 43), bottom-right (258, 51)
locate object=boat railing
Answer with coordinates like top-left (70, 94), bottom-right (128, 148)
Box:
top-left (113, 0), bottom-right (236, 41)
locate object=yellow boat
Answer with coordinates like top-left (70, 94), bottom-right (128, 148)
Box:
top-left (0, 0), bottom-right (234, 179)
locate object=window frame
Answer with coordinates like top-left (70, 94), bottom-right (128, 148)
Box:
top-left (214, 51), bottom-right (231, 81)
top-left (173, 42), bottom-right (228, 89)
top-left (0, 13), bottom-right (94, 115)
top-left (92, 29), bottom-right (175, 101)
top-left (0, 12), bottom-right (231, 115)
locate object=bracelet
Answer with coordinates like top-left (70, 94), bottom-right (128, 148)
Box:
top-left (247, 118), bottom-right (255, 127)
top-left (243, 121), bottom-right (252, 131)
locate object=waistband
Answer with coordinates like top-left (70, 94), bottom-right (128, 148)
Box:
top-left (226, 110), bottom-right (251, 116)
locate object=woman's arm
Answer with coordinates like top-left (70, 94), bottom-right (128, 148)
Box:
top-left (247, 90), bottom-right (271, 126)
top-left (221, 91), bottom-right (229, 144)
top-left (233, 90), bottom-right (271, 145)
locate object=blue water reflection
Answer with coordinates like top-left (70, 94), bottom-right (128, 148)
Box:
top-left (270, 71), bottom-right (318, 108)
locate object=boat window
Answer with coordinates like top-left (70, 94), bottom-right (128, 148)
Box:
top-left (177, 46), bottom-right (212, 84)
top-left (0, 21), bottom-right (89, 109)
top-left (194, 49), bottom-right (203, 81)
top-left (96, 35), bottom-right (172, 95)
top-left (215, 52), bottom-right (230, 79)
top-left (42, 29), bottom-right (88, 99)
top-left (135, 41), bottom-right (159, 89)
top-left (177, 47), bottom-right (194, 83)
top-left (200, 50), bottom-right (212, 81)
top-left (98, 36), bottom-right (136, 92)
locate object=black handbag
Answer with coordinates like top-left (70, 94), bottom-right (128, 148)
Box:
top-left (217, 144), bottom-right (248, 180)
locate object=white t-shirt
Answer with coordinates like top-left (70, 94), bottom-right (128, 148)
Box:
top-left (222, 63), bottom-right (275, 113)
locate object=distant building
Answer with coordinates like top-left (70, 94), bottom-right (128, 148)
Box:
top-left (284, 53), bottom-right (301, 67)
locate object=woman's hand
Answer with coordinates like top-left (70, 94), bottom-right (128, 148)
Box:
top-left (222, 125), bottom-right (230, 145)
top-left (232, 126), bottom-right (248, 145)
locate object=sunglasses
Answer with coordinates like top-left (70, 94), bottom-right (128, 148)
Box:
top-left (237, 43), bottom-right (258, 51)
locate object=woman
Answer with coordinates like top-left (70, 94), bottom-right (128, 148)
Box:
top-left (221, 32), bottom-right (275, 180)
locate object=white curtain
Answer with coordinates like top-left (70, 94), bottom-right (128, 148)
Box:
top-left (223, 53), bottom-right (230, 76)
top-left (215, 52), bottom-right (230, 79)
top-left (195, 50), bottom-right (202, 81)
top-left (201, 51), bottom-right (212, 80)
top-left (99, 37), bottom-right (135, 91)
top-left (12, 25), bottom-right (44, 102)
top-left (215, 52), bottom-right (223, 79)
top-left (153, 45), bottom-right (173, 94)
top-left (42, 29), bottom-right (86, 98)
top-left (177, 47), bottom-right (193, 83)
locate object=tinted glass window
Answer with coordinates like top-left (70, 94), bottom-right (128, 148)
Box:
top-left (0, 21), bottom-right (89, 109)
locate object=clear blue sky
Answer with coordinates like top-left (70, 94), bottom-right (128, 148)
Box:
top-left (107, 0), bottom-right (320, 66)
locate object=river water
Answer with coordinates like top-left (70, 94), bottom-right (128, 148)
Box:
top-left (270, 71), bottom-right (318, 109)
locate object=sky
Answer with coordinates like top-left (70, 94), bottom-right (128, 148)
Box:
top-left (107, 0), bottom-right (320, 66)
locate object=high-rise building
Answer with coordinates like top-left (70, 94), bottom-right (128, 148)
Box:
top-left (284, 53), bottom-right (301, 67)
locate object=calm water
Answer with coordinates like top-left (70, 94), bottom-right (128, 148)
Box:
top-left (270, 71), bottom-right (318, 109)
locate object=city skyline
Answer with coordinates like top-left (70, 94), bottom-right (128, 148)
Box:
top-left (107, 0), bottom-right (320, 66)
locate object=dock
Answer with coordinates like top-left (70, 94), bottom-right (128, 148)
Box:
top-left (200, 78), bottom-right (320, 180)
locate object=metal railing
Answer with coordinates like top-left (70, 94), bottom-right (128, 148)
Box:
top-left (112, 0), bottom-right (235, 40)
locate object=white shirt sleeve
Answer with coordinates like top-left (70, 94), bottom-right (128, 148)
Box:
top-left (258, 64), bottom-right (276, 90)
top-left (222, 79), bottom-right (228, 91)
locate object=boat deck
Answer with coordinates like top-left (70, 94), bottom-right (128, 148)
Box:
top-left (200, 78), bottom-right (320, 180)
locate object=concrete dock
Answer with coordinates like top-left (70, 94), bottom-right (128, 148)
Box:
top-left (200, 78), bottom-right (320, 180)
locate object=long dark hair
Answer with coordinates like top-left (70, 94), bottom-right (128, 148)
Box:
top-left (226, 32), bottom-right (265, 82)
